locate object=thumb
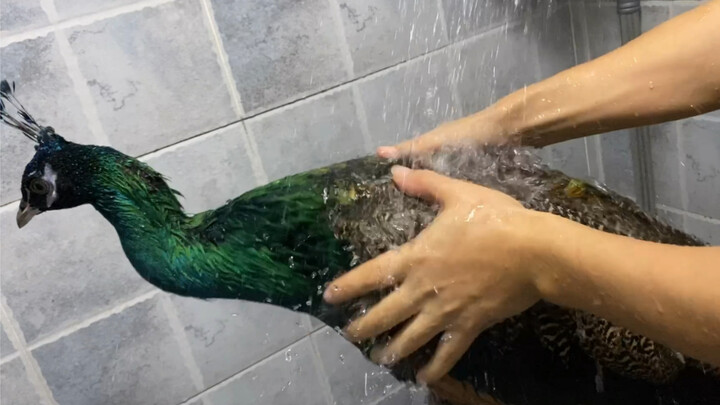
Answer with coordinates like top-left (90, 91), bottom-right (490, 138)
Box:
top-left (391, 166), bottom-right (468, 205)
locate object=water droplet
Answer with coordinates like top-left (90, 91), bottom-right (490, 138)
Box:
top-left (285, 349), bottom-right (293, 362)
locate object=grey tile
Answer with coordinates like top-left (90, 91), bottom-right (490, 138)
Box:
top-left (641, 4), bottom-right (670, 33)
top-left (600, 129), bottom-right (636, 199)
top-left (0, 204), bottom-right (151, 344)
top-left (656, 207), bottom-right (684, 230)
top-left (453, 23), bottom-right (540, 116)
top-left (211, 0), bottom-right (348, 113)
top-left (0, 358), bottom-right (47, 405)
top-left (184, 400), bottom-right (206, 405)
top-left (54, 0), bottom-right (138, 20)
top-left (680, 119), bottom-right (720, 218)
top-left (649, 123), bottom-right (683, 209)
top-left (34, 296), bottom-right (197, 405)
top-left (339, 0), bottom-right (448, 76)
top-left (309, 315), bottom-right (327, 331)
top-left (684, 215), bottom-right (720, 246)
top-left (584, 2), bottom-right (620, 58)
top-left (205, 337), bottom-right (328, 405)
top-left (66, 0), bottom-right (236, 157)
top-left (312, 327), bottom-right (400, 404)
top-left (568, 1), bottom-right (590, 64)
top-left (376, 386), bottom-right (430, 405)
top-left (544, 138), bottom-right (590, 179)
top-left (442, 0), bottom-right (556, 42)
top-left (534, 4), bottom-right (577, 79)
top-left (0, 0), bottom-right (48, 34)
top-left (143, 124), bottom-right (257, 214)
top-left (1, 324), bottom-right (15, 358)
top-left (358, 52), bottom-right (462, 147)
top-left (0, 34), bottom-right (94, 206)
top-left (585, 134), bottom-right (604, 181)
top-left (248, 88), bottom-right (367, 181)
top-left (170, 295), bottom-right (310, 389)
top-left (671, 3), bottom-right (701, 18)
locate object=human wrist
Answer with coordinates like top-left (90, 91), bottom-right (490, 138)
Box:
top-left (522, 212), bottom-right (585, 303)
top-left (462, 105), bottom-right (517, 146)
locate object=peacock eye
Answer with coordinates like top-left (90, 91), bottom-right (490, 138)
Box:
top-left (29, 178), bottom-right (50, 195)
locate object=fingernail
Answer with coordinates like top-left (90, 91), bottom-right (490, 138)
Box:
top-left (391, 165), bottom-right (410, 177)
top-left (323, 284), bottom-right (338, 302)
top-left (377, 146), bottom-right (399, 159)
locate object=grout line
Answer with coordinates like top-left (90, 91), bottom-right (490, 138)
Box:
top-left (351, 84), bottom-right (374, 153)
top-left (436, 0), bottom-right (464, 119)
top-left (575, 0), bottom-right (592, 64)
top-left (568, 1), bottom-right (580, 67)
top-left (27, 290), bottom-right (159, 352)
top-left (326, 0), bottom-right (372, 153)
top-left (0, 18), bottom-right (532, 210)
top-left (159, 295), bottom-right (209, 401)
top-left (0, 295), bottom-right (59, 405)
top-left (198, 0), bottom-right (268, 186)
top-left (367, 384), bottom-right (409, 405)
top-left (574, 1), bottom-right (606, 181)
top-left (239, 121), bottom-right (269, 185)
top-left (39, 0), bottom-right (111, 147)
top-left (326, 0), bottom-right (373, 153)
top-left (198, 0), bottom-right (245, 119)
top-left (0, 352), bottom-right (21, 366)
top-left (659, 204), bottom-right (720, 226)
top-left (176, 333), bottom-right (312, 405)
top-left (674, 121), bottom-right (690, 216)
top-left (326, 0), bottom-right (355, 79)
top-left (567, 2), bottom-right (594, 177)
top-left (308, 330), bottom-right (337, 405)
top-left (0, 0), bottom-right (176, 47)
top-left (593, 135), bottom-right (606, 183)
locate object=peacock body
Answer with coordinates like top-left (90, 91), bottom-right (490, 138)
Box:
top-left (2, 80), bottom-right (718, 405)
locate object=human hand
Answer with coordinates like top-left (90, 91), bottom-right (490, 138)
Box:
top-left (323, 166), bottom-right (556, 383)
top-left (377, 110), bottom-right (512, 159)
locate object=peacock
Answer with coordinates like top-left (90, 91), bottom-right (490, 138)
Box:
top-left (1, 80), bottom-right (718, 405)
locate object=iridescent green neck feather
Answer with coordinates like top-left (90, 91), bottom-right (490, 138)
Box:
top-left (86, 148), bottom-right (354, 314)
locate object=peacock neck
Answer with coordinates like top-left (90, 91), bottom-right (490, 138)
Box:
top-left (88, 166), bottom-right (199, 292)
top-left (92, 183), bottom-right (188, 238)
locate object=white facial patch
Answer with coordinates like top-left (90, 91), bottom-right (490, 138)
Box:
top-left (42, 163), bottom-right (59, 207)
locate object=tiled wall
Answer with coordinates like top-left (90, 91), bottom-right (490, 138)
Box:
top-left (559, 0), bottom-right (720, 244)
top-left (0, 1), bottom-right (717, 405)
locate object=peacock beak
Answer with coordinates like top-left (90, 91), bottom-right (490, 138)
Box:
top-left (16, 201), bottom-right (39, 229)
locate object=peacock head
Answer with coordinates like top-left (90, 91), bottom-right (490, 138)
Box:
top-left (1, 80), bottom-right (102, 228)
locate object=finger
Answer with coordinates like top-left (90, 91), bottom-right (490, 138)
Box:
top-left (324, 249), bottom-right (406, 304)
top-left (417, 327), bottom-right (479, 384)
top-left (390, 166), bottom-right (472, 206)
top-left (371, 311), bottom-right (444, 365)
top-left (345, 287), bottom-right (418, 341)
top-left (391, 129), bottom-right (455, 157)
top-left (377, 146), bottom-right (400, 159)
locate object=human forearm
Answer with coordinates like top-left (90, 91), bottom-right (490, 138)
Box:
top-left (384, 0), bottom-right (720, 156)
top-left (490, 0), bottom-right (720, 147)
top-left (534, 215), bottom-right (720, 365)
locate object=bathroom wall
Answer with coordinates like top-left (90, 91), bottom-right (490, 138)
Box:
top-left (563, 0), bottom-right (720, 243)
top-left (0, 1), bottom-right (716, 405)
